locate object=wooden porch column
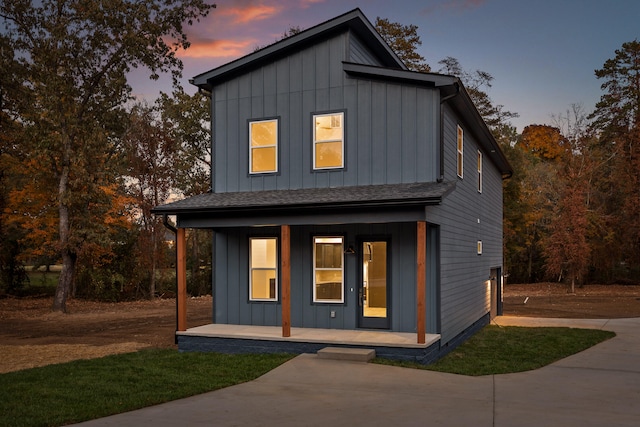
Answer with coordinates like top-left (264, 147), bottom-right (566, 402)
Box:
top-left (416, 221), bottom-right (426, 344)
top-left (281, 225), bottom-right (291, 337)
top-left (177, 227), bottom-right (187, 332)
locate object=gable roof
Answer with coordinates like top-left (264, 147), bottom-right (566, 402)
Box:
top-left (191, 8), bottom-right (406, 92)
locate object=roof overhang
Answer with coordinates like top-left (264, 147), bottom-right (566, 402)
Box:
top-left (152, 181), bottom-right (456, 227)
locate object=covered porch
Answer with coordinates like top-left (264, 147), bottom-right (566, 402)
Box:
top-left (152, 182), bottom-right (455, 355)
top-left (173, 221), bottom-right (433, 345)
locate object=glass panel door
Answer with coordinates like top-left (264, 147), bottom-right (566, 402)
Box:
top-left (359, 241), bottom-right (389, 329)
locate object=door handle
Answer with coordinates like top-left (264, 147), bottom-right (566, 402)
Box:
top-left (358, 288), bottom-right (363, 307)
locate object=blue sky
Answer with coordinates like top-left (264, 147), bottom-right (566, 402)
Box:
top-left (131, 0), bottom-right (640, 132)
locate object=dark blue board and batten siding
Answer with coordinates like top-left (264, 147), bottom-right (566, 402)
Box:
top-left (211, 31), bottom-right (439, 194)
top-left (213, 223), bottom-right (440, 335)
top-left (425, 103), bottom-right (503, 344)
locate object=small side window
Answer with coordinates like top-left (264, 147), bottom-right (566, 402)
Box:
top-left (477, 150), bottom-right (483, 193)
top-left (457, 125), bottom-right (464, 179)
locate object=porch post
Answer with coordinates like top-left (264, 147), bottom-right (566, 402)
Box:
top-left (177, 227), bottom-right (187, 332)
top-left (281, 225), bottom-right (291, 337)
top-left (417, 221), bottom-right (426, 344)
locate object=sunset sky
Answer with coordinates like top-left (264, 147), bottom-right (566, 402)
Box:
top-left (130, 0), bottom-right (640, 132)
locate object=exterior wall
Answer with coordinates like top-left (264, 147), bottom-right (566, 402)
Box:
top-left (348, 33), bottom-right (384, 66)
top-left (213, 223), bottom-right (440, 334)
top-left (426, 103), bottom-right (504, 344)
top-left (211, 30), bottom-right (439, 194)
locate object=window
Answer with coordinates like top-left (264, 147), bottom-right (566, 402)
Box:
top-left (249, 119), bottom-right (278, 174)
top-left (313, 112), bottom-right (344, 169)
top-left (313, 236), bottom-right (344, 303)
top-left (457, 125), bottom-right (464, 178)
top-left (249, 238), bottom-right (277, 301)
top-left (477, 150), bottom-right (483, 193)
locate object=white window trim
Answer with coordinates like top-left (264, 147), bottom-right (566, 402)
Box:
top-left (313, 236), bottom-right (344, 303)
top-left (477, 150), bottom-right (483, 193)
top-left (249, 118), bottom-right (278, 174)
top-left (249, 237), bottom-right (278, 302)
top-left (477, 240), bottom-right (483, 255)
top-left (457, 125), bottom-right (464, 179)
top-left (313, 112), bottom-right (344, 170)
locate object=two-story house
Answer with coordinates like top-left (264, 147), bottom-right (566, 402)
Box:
top-left (153, 9), bottom-right (512, 363)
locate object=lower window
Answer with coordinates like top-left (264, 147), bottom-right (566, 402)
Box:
top-left (313, 236), bottom-right (344, 303)
top-left (250, 238), bottom-right (277, 301)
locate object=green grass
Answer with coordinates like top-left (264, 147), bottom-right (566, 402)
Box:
top-left (19, 270), bottom-right (59, 296)
top-left (375, 325), bottom-right (615, 376)
top-left (0, 349), bottom-right (294, 427)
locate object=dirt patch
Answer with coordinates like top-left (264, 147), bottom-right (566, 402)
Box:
top-left (2, 283), bottom-right (640, 373)
top-left (503, 283), bottom-right (640, 319)
top-left (0, 296), bottom-right (212, 373)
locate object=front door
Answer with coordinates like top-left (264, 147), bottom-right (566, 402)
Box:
top-left (358, 240), bottom-right (390, 329)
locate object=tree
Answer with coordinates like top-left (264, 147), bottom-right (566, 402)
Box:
top-left (519, 125), bottom-right (567, 161)
top-left (375, 17), bottom-right (430, 72)
top-left (589, 40), bottom-right (640, 281)
top-left (157, 88), bottom-right (211, 197)
top-left (122, 102), bottom-right (177, 298)
top-left (438, 57), bottom-right (518, 132)
top-left (0, 0), bottom-right (215, 312)
top-left (157, 88), bottom-right (212, 294)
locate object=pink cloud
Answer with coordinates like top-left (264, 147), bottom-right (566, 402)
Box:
top-left (217, 3), bottom-right (281, 24)
top-left (179, 38), bottom-right (256, 59)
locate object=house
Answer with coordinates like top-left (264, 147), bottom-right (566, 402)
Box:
top-left (152, 8), bottom-right (512, 363)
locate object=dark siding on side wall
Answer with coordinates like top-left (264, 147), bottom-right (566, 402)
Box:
top-left (426, 103), bottom-right (503, 344)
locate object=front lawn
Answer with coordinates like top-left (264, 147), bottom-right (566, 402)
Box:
top-left (375, 325), bottom-right (615, 375)
top-left (0, 349), bottom-right (293, 427)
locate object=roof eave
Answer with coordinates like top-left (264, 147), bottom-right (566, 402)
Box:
top-left (152, 196), bottom-right (446, 217)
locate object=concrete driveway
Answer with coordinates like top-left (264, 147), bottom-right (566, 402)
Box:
top-left (72, 316), bottom-right (640, 427)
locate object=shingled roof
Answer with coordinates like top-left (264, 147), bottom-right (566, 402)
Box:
top-left (152, 181), bottom-right (456, 215)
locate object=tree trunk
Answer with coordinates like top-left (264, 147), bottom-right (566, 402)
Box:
top-left (150, 224), bottom-right (157, 299)
top-left (52, 138), bottom-right (75, 312)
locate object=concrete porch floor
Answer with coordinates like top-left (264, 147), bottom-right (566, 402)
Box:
top-left (178, 324), bottom-right (440, 349)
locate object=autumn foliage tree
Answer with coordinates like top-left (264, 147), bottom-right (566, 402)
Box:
top-left (520, 125), bottom-right (567, 161)
top-left (0, 0), bottom-right (214, 311)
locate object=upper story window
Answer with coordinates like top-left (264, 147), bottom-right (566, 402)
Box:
top-left (313, 236), bottom-right (344, 303)
top-left (457, 125), bottom-right (464, 179)
top-left (477, 150), bottom-right (483, 193)
top-left (313, 112), bottom-right (344, 170)
top-left (249, 119), bottom-right (278, 174)
top-left (249, 237), bottom-right (278, 301)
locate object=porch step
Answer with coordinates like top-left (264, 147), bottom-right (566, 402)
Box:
top-left (317, 347), bottom-right (376, 362)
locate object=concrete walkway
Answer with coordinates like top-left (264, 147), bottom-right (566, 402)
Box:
top-left (72, 316), bottom-right (640, 427)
